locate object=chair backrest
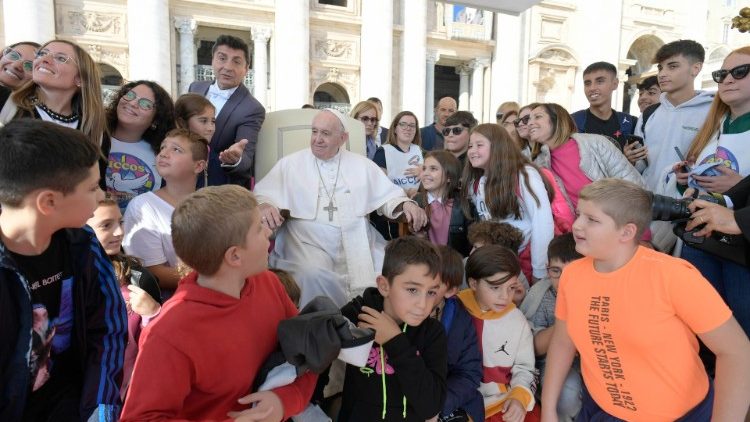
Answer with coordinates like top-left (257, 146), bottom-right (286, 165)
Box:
top-left (254, 109), bottom-right (367, 181)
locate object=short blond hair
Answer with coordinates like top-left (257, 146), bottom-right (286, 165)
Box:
top-left (172, 185), bottom-right (258, 275)
top-left (579, 179), bottom-right (651, 240)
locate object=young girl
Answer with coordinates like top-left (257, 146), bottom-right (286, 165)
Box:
top-left (87, 198), bottom-right (161, 400)
top-left (106, 80), bottom-right (175, 210)
top-left (462, 123), bottom-right (554, 283)
top-left (175, 93), bottom-right (216, 141)
top-left (123, 128), bottom-right (209, 297)
top-left (413, 150), bottom-right (470, 256)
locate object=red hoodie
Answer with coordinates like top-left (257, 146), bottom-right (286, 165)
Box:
top-left (121, 270), bottom-right (316, 421)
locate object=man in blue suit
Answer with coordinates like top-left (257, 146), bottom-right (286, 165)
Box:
top-left (189, 35), bottom-right (265, 187)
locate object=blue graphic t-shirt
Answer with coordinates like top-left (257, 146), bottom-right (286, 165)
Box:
top-left (107, 137), bottom-right (161, 211)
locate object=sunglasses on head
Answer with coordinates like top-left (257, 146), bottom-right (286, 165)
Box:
top-left (123, 90), bottom-right (155, 111)
top-left (514, 115), bottom-right (531, 127)
top-left (441, 126), bottom-right (467, 136)
top-left (712, 63), bottom-right (750, 83)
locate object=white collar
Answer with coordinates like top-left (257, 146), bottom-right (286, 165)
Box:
top-left (427, 192), bottom-right (442, 204)
top-left (208, 82), bottom-right (239, 98)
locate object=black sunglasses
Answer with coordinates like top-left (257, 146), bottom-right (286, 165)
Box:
top-left (712, 63), bottom-right (750, 83)
top-left (441, 126), bottom-right (467, 136)
top-left (514, 115), bottom-right (531, 127)
top-left (496, 112), bottom-right (504, 120)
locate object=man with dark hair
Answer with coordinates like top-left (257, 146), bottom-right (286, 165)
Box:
top-left (634, 39), bottom-right (713, 190)
top-left (636, 76), bottom-right (660, 113)
top-left (420, 96), bottom-right (457, 151)
top-left (189, 34), bottom-right (266, 188)
top-left (571, 61), bottom-right (637, 148)
top-left (442, 110), bottom-right (477, 166)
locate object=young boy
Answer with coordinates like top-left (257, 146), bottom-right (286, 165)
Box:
top-left (121, 185), bottom-right (316, 421)
top-left (634, 39), bottom-right (714, 190)
top-left (543, 179), bottom-right (750, 421)
top-left (636, 75), bottom-right (660, 113)
top-left (338, 236), bottom-right (447, 421)
top-left (0, 120), bottom-right (127, 421)
top-left (467, 220), bottom-right (528, 304)
top-left (519, 233), bottom-right (582, 421)
top-left (433, 246), bottom-right (483, 422)
top-left (571, 61), bottom-right (637, 148)
top-left (459, 245), bottom-right (536, 422)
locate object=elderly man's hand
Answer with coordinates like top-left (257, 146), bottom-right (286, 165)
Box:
top-left (259, 203), bottom-right (284, 230)
top-left (402, 201), bottom-right (427, 232)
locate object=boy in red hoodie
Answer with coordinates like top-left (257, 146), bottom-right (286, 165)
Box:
top-left (121, 185), bottom-right (316, 421)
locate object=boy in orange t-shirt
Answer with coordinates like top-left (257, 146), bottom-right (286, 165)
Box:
top-left (541, 179), bottom-right (750, 421)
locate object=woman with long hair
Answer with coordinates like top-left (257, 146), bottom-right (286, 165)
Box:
top-left (10, 39), bottom-right (108, 186)
top-left (462, 123), bottom-right (554, 282)
top-left (515, 103), bottom-right (541, 159)
top-left (105, 80), bottom-right (175, 210)
top-left (350, 100), bottom-right (381, 160)
top-left (0, 41), bottom-right (39, 90)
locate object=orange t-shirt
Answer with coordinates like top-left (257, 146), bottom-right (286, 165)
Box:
top-left (556, 246), bottom-right (731, 421)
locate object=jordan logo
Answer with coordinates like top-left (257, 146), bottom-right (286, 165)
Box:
top-left (495, 340), bottom-right (510, 356)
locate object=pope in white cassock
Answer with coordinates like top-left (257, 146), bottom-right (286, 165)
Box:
top-left (254, 109), bottom-right (428, 307)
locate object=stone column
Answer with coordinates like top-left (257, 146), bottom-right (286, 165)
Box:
top-left (251, 27), bottom-right (272, 107)
top-left (490, 12), bottom-right (521, 112)
top-left (174, 17), bottom-right (197, 95)
top-left (457, 64), bottom-right (470, 111)
top-left (425, 50), bottom-right (439, 125)
top-left (2, 0), bottom-right (55, 45)
top-left (274, 0), bottom-right (309, 110)
top-left (469, 58), bottom-right (488, 121)
top-left (128, 0), bottom-right (171, 90)
top-left (402, 0), bottom-right (427, 123)
top-left (361, 0), bottom-right (393, 122)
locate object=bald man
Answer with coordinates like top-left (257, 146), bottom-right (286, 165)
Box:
top-left (254, 109), bottom-right (427, 307)
top-left (420, 96), bottom-right (457, 151)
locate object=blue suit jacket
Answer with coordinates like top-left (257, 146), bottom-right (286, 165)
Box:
top-left (188, 80), bottom-right (266, 187)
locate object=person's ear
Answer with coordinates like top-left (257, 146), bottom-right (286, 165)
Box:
top-left (36, 190), bottom-right (59, 216)
top-left (194, 159), bottom-right (207, 174)
top-left (619, 222), bottom-right (638, 243)
top-left (468, 277), bottom-right (478, 290)
top-left (224, 246), bottom-right (242, 268)
top-left (376, 275), bottom-right (391, 297)
top-left (691, 62), bottom-right (703, 77)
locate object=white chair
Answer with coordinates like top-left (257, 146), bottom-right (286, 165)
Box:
top-left (254, 109), bottom-right (366, 181)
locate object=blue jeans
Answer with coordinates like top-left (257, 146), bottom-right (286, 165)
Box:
top-left (681, 245), bottom-right (750, 336)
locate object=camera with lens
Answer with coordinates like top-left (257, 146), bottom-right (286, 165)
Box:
top-left (651, 193), bottom-right (746, 265)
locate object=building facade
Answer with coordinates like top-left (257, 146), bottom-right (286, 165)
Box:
top-left (1, 0), bottom-right (748, 125)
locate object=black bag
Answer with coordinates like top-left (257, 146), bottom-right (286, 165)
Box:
top-left (674, 224), bottom-right (747, 267)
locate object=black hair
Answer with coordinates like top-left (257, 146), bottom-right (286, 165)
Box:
top-left (437, 245), bottom-right (464, 290)
top-left (106, 80), bottom-right (176, 154)
top-left (0, 119), bottom-right (100, 207)
top-left (444, 110), bottom-right (477, 129)
top-left (465, 245), bottom-right (520, 285)
top-left (212, 35), bottom-right (250, 65)
top-left (654, 39), bottom-right (705, 64)
top-left (382, 236), bottom-right (441, 283)
top-left (637, 75), bottom-right (659, 91)
top-left (547, 233), bottom-right (582, 263)
top-left (583, 61), bottom-right (617, 77)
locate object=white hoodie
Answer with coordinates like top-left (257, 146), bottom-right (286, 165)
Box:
top-left (634, 90), bottom-right (715, 191)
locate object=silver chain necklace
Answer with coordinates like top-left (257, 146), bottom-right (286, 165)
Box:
top-left (315, 154), bottom-right (342, 221)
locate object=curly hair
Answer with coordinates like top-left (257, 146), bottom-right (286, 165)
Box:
top-left (105, 80), bottom-right (175, 154)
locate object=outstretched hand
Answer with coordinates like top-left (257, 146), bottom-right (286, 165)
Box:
top-left (219, 139), bottom-right (249, 165)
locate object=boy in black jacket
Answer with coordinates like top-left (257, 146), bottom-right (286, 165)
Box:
top-left (339, 236), bottom-right (448, 422)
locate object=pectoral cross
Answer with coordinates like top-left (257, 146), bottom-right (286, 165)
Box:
top-left (324, 200), bottom-right (338, 221)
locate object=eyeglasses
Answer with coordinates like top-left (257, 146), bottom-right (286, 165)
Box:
top-left (35, 49), bottom-right (78, 66)
top-left (2, 48), bottom-right (33, 73)
top-left (122, 90), bottom-right (155, 111)
top-left (546, 266), bottom-right (562, 278)
top-left (441, 126), bottom-right (467, 136)
top-left (514, 115), bottom-right (531, 127)
top-left (496, 112), bottom-right (504, 120)
top-left (359, 116), bottom-right (378, 124)
top-left (712, 63), bottom-right (750, 83)
top-left (397, 122), bottom-right (417, 130)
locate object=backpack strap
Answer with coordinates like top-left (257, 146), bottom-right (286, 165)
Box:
top-left (640, 103), bottom-right (661, 140)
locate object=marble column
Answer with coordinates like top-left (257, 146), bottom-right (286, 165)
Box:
top-left (457, 64), bottom-right (470, 111)
top-left (251, 27), bottom-right (272, 107)
top-left (174, 17), bottom-right (197, 95)
top-left (3, 0), bottom-right (55, 45)
top-left (274, 0), bottom-right (309, 110)
top-left (469, 58), bottom-right (489, 121)
top-left (425, 50), bottom-right (439, 125)
top-left (490, 12), bottom-right (521, 113)
top-left (402, 0), bottom-right (427, 123)
top-left (361, 0), bottom-right (393, 122)
top-left (128, 0), bottom-right (171, 90)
